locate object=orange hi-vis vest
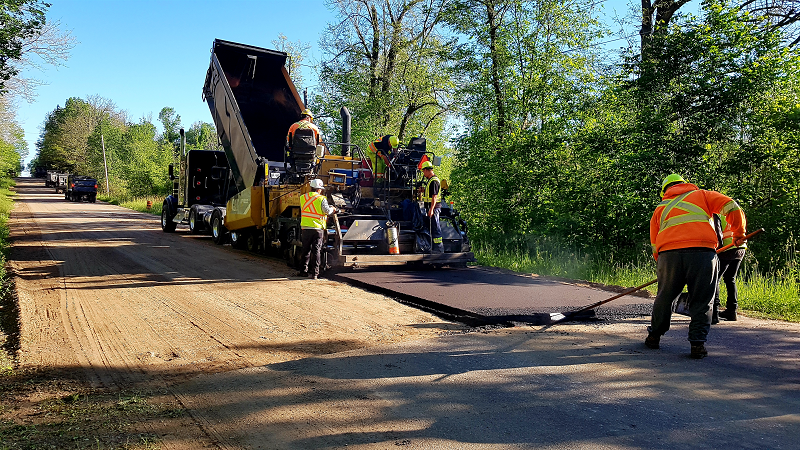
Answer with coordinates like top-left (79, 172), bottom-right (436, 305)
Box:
top-left (649, 183), bottom-right (746, 259)
top-left (300, 192), bottom-right (327, 229)
top-left (286, 120), bottom-right (320, 146)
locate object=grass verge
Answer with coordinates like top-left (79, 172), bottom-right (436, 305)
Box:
top-left (0, 177), bottom-right (17, 375)
top-left (474, 236), bottom-right (800, 322)
top-left (98, 194), bottom-right (163, 216)
top-left (1, 369), bottom-right (186, 450)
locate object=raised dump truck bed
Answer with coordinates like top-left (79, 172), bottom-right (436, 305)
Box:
top-left (162, 39), bottom-right (474, 271)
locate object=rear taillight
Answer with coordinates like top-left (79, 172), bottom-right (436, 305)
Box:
top-left (94, 184), bottom-right (98, 188)
top-left (70, 183), bottom-right (75, 187)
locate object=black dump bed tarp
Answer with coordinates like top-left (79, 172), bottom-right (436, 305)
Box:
top-left (203, 39), bottom-right (304, 194)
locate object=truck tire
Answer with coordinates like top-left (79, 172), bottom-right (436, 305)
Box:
top-left (211, 210), bottom-right (227, 245)
top-left (188, 208), bottom-right (202, 234)
top-left (246, 233), bottom-right (260, 253)
top-left (230, 230), bottom-right (247, 249)
top-left (161, 203), bottom-right (177, 233)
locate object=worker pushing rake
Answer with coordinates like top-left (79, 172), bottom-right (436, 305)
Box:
top-left (557, 174), bottom-right (761, 360)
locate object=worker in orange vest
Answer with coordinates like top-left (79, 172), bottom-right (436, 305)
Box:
top-left (645, 174), bottom-right (747, 359)
top-left (286, 108), bottom-right (321, 149)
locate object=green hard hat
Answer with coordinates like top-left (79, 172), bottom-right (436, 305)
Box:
top-left (420, 161), bottom-right (434, 170)
top-left (389, 135), bottom-right (399, 148)
top-left (660, 173), bottom-right (686, 196)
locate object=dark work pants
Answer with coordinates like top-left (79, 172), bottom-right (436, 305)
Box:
top-left (715, 249), bottom-right (745, 310)
top-left (301, 228), bottom-right (324, 276)
top-left (651, 249), bottom-right (718, 343)
top-left (426, 205), bottom-right (443, 253)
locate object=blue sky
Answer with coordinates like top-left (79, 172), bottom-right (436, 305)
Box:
top-left (16, 0), bottom-right (643, 170)
top-left (15, 0), bottom-right (335, 169)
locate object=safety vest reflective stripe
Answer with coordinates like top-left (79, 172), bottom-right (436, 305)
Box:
top-left (658, 190), bottom-right (711, 233)
top-left (721, 200), bottom-right (741, 215)
top-left (422, 176), bottom-right (440, 203)
top-left (302, 194), bottom-right (325, 218)
top-left (300, 193), bottom-right (327, 229)
top-left (720, 214), bottom-right (747, 249)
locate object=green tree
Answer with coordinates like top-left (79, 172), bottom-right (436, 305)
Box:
top-left (35, 96), bottom-right (124, 173)
top-left (0, 0), bottom-right (48, 92)
top-left (185, 121), bottom-right (217, 151)
top-left (118, 120), bottom-right (171, 197)
top-left (158, 106), bottom-right (181, 147)
top-left (569, 0), bottom-right (800, 270)
top-left (446, 0), bottom-right (607, 237)
top-left (316, 0), bottom-right (456, 155)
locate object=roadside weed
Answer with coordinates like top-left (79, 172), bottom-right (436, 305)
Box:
top-left (97, 194), bottom-right (163, 216)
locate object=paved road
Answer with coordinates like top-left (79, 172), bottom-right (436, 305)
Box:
top-left (331, 266), bottom-right (653, 325)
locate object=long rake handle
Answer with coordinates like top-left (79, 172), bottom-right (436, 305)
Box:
top-left (566, 228), bottom-right (764, 316)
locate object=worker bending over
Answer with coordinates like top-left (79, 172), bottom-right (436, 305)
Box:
top-left (646, 174), bottom-right (747, 359)
top-left (297, 178), bottom-right (337, 280)
top-left (715, 214), bottom-right (747, 322)
top-left (419, 161), bottom-right (443, 254)
top-left (367, 135), bottom-right (399, 181)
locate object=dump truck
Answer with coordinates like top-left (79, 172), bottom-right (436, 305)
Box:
top-left (161, 39), bottom-right (473, 270)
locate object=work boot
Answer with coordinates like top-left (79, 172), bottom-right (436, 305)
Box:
top-left (645, 334), bottom-right (660, 349)
top-left (295, 271), bottom-right (308, 278)
top-left (311, 274), bottom-right (318, 280)
top-left (711, 306), bottom-right (720, 324)
top-left (690, 342), bottom-right (708, 359)
top-left (719, 308), bottom-right (737, 321)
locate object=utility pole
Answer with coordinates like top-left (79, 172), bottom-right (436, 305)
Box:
top-left (101, 134), bottom-right (110, 194)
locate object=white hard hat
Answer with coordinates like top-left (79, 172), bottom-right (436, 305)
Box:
top-left (309, 179), bottom-right (324, 189)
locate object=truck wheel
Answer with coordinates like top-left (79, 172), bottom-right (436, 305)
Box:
top-left (188, 208), bottom-right (202, 234)
top-left (246, 233), bottom-right (260, 253)
top-left (161, 204), bottom-right (177, 233)
top-left (211, 211), bottom-right (227, 245)
top-left (230, 230), bottom-right (247, 249)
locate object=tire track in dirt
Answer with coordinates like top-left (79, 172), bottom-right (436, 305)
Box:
top-left (9, 178), bottom-right (464, 449)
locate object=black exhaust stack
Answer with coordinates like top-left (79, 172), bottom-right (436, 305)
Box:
top-left (340, 106), bottom-right (351, 157)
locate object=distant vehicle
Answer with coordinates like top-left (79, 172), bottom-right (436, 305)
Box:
top-left (45, 171), bottom-right (59, 188)
top-left (65, 175), bottom-right (97, 202)
top-left (55, 173), bottom-right (70, 194)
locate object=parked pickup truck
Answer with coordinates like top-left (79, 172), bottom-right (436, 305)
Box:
top-left (65, 175), bottom-right (98, 202)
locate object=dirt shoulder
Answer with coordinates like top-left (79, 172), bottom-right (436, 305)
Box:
top-left (1, 178), bottom-right (466, 449)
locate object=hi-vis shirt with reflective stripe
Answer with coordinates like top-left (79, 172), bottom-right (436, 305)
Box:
top-left (720, 214), bottom-right (747, 250)
top-left (300, 192), bottom-right (327, 229)
top-left (649, 183), bottom-right (746, 259)
top-left (422, 175), bottom-right (440, 203)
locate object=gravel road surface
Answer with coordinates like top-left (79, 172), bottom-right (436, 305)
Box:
top-left (8, 177), bottom-right (800, 449)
